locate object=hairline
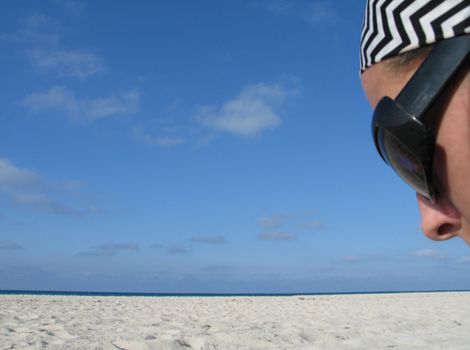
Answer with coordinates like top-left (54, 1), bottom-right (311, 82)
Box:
top-left (383, 44), bottom-right (470, 83)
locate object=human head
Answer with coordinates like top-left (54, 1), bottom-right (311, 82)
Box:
top-left (360, 0), bottom-right (470, 244)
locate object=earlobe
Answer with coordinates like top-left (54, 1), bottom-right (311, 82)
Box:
top-left (416, 194), bottom-right (461, 241)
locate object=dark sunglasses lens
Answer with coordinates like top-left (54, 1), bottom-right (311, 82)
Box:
top-left (381, 130), bottom-right (430, 198)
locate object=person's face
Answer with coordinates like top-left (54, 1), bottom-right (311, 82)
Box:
top-left (361, 57), bottom-right (470, 245)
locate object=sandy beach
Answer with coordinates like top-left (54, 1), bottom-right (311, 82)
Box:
top-left (1, 292), bottom-right (469, 349)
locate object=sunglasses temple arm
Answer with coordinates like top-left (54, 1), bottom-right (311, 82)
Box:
top-left (396, 35), bottom-right (470, 119)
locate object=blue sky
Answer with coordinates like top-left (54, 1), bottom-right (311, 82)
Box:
top-left (1, 0), bottom-right (469, 294)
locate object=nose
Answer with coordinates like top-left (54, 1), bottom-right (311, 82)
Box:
top-left (416, 193), bottom-right (461, 241)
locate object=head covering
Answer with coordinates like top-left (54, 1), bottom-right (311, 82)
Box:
top-left (360, 0), bottom-right (470, 72)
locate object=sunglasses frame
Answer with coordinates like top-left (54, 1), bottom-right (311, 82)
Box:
top-left (372, 34), bottom-right (470, 202)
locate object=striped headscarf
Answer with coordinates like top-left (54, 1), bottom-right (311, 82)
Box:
top-left (360, 0), bottom-right (470, 72)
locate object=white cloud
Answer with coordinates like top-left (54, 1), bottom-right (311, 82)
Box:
top-left (0, 157), bottom-right (102, 216)
top-left (340, 254), bottom-right (386, 265)
top-left (93, 243), bottom-right (139, 251)
top-left (413, 249), bottom-right (447, 260)
top-left (304, 220), bottom-right (323, 230)
top-left (304, 1), bottom-right (339, 24)
top-left (250, 0), bottom-right (295, 16)
top-left (2, 14), bottom-right (61, 46)
top-left (0, 158), bottom-right (41, 191)
top-left (154, 137), bottom-right (186, 147)
top-left (0, 240), bottom-right (24, 250)
top-left (4, 14), bottom-right (104, 79)
top-left (132, 83), bottom-right (293, 147)
top-left (28, 48), bottom-right (104, 78)
top-left (168, 245), bottom-right (192, 254)
top-left (77, 250), bottom-right (115, 257)
top-left (77, 243), bottom-right (139, 257)
top-left (252, 0), bottom-right (340, 25)
top-left (191, 235), bottom-right (226, 244)
top-left (86, 90), bottom-right (139, 118)
top-left (22, 86), bottom-right (78, 114)
top-left (22, 86), bottom-right (140, 121)
top-left (12, 193), bottom-right (82, 216)
top-left (414, 249), bottom-right (439, 258)
top-left (342, 256), bottom-right (362, 264)
top-left (52, 0), bottom-right (87, 14)
top-left (131, 125), bottom-right (186, 147)
top-left (258, 215), bottom-right (283, 229)
top-left (198, 83), bottom-right (289, 137)
top-left (458, 256), bottom-right (470, 264)
top-left (204, 265), bottom-right (236, 272)
top-left (257, 212), bottom-right (323, 232)
top-left (258, 232), bottom-right (296, 241)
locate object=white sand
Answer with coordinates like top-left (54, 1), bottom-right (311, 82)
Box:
top-left (1, 292), bottom-right (469, 349)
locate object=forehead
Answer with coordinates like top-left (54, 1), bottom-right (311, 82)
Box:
top-left (361, 48), bottom-right (469, 110)
top-left (360, 62), bottom-right (417, 108)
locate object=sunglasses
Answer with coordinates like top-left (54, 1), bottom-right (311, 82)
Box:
top-left (372, 35), bottom-right (470, 203)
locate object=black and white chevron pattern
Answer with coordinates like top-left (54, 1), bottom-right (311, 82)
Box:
top-left (360, 0), bottom-right (470, 72)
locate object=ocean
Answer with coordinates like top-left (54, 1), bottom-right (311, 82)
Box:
top-left (0, 289), bottom-right (465, 297)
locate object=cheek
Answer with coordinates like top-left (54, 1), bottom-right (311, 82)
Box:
top-left (436, 87), bottom-right (470, 219)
